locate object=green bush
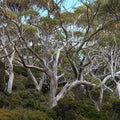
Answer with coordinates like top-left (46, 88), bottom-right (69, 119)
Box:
top-left (101, 101), bottom-right (120, 120)
top-left (65, 109), bottom-right (76, 120)
top-left (47, 109), bottom-right (58, 120)
top-left (52, 97), bottom-right (105, 120)
top-left (112, 99), bottom-right (120, 114)
top-left (0, 108), bottom-right (22, 120)
top-left (24, 77), bottom-right (35, 89)
top-left (25, 110), bottom-right (51, 120)
top-left (0, 108), bottom-right (52, 120)
top-left (22, 99), bottom-right (40, 110)
top-left (0, 89), bottom-right (47, 110)
top-left (75, 115), bottom-right (90, 120)
top-left (18, 89), bottom-right (46, 102)
top-left (13, 77), bottom-right (26, 91)
top-left (13, 66), bottom-right (28, 77)
top-left (0, 93), bottom-right (21, 109)
top-left (0, 60), bottom-right (5, 91)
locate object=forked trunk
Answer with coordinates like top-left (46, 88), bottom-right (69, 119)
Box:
top-left (27, 69), bottom-right (46, 92)
top-left (46, 69), bottom-right (58, 109)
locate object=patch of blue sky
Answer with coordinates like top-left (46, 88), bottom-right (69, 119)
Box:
top-left (61, 0), bottom-right (82, 12)
top-left (37, 0), bottom-right (82, 17)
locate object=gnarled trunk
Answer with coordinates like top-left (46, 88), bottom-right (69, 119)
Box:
top-left (50, 80), bottom-right (96, 108)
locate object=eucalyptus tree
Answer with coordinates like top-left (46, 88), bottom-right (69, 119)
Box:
top-left (53, 0), bottom-right (120, 108)
top-left (0, 0), bottom-right (119, 109)
top-left (86, 0), bottom-right (120, 105)
top-left (0, 7), bottom-right (19, 93)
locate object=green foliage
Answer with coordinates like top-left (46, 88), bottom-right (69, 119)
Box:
top-left (74, 6), bottom-right (90, 26)
top-left (0, 93), bottom-right (21, 109)
top-left (99, 0), bottom-right (120, 20)
top-left (13, 74), bottom-right (27, 90)
top-left (5, 0), bottom-right (32, 12)
top-left (22, 24), bottom-right (38, 39)
top-left (75, 115), bottom-right (90, 120)
top-left (112, 99), bottom-right (120, 114)
top-left (22, 24), bottom-right (37, 33)
top-left (0, 89), bottom-right (47, 110)
top-left (22, 98), bottom-right (40, 110)
top-left (13, 66), bottom-right (28, 77)
top-left (18, 89), bottom-right (46, 102)
top-left (0, 108), bottom-right (52, 120)
top-left (0, 60), bottom-right (5, 91)
top-left (4, 8), bottom-right (16, 19)
top-left (60, 12), bottom-right (75, 24)
top-left (0, 108), bottom-right (22, 120)
top-left (84, 74), bottom-right (100, 85)
top-left (101, 100), bottom-right (120, 120)
top-left (23, 9), bottom-right (39, 17)
top-left (52, 97), bottom-right (104, 120)
top-left (24, 110), bottom-right (51, 120)
top-left (39, 17), bottom-right (58, 31)
top-left (74, 31), bottom-right (84, 37)
top-left (24, 78), bottom-right (35, 89)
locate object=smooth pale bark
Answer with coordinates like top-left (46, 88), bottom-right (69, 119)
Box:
top-left (38, 73), bottom-right (46, 92)
top-left (1, 30), bottom-right (15, 93)
top-left (46, 69), bottom-right (58, 108)
top-left (27, 68), bottom-right (45, 92)
top-left (48, 47), bottom-right (63, 108)
top-left (56, 80), bottom-right (96, 101)
top-left (99, 85), bottom-right (104, 105)
top-left (3, 50), bottom-right (15, 93)
top-left (7, 69), bottom-right (14, 93)
top-left (102, 71), bottom-right (120, 86)
top-left (27, 68), bottom-right (39, 90)
top-left (101, 72), bottom-right (120, 99)
top-left (7, 53), bottom-right (15, 93)
top-left (116, 82), bottom-right (120, 99)
top-left (48, 80), bottom-right (96, 108)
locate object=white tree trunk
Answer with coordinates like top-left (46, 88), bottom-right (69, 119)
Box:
top-left (1, 32), bottom-right (15, 93)
top-left (99, 86), bottom-right (104, 105)
top-left (7, 50), bottom-right (15, 93)
top-left (7, 70), bottom-right (14, 93)
top-left (48, 80), bottom-right (96, 108)
top-left (38, 73), bottom-right (46, 92)
top-left (27, 68), bottom-right (39, 90)
top-left (27, 68), bottom-right (46, 92)
top-left (7, 61), bottom-right (14, 93)
top-left (116, 81), bottom-right (120, 99)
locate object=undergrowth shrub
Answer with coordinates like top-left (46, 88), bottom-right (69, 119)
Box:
top-left (0, 108), bottom-right (52, 120)
top-left (52, 96), bottom-right (105, 120)
top-left (0, 89), bottom-right (47, 110)
top-left (101, 100), bottom-right (120, 120)
top-left (13, 66), bottom-right (28, 77)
